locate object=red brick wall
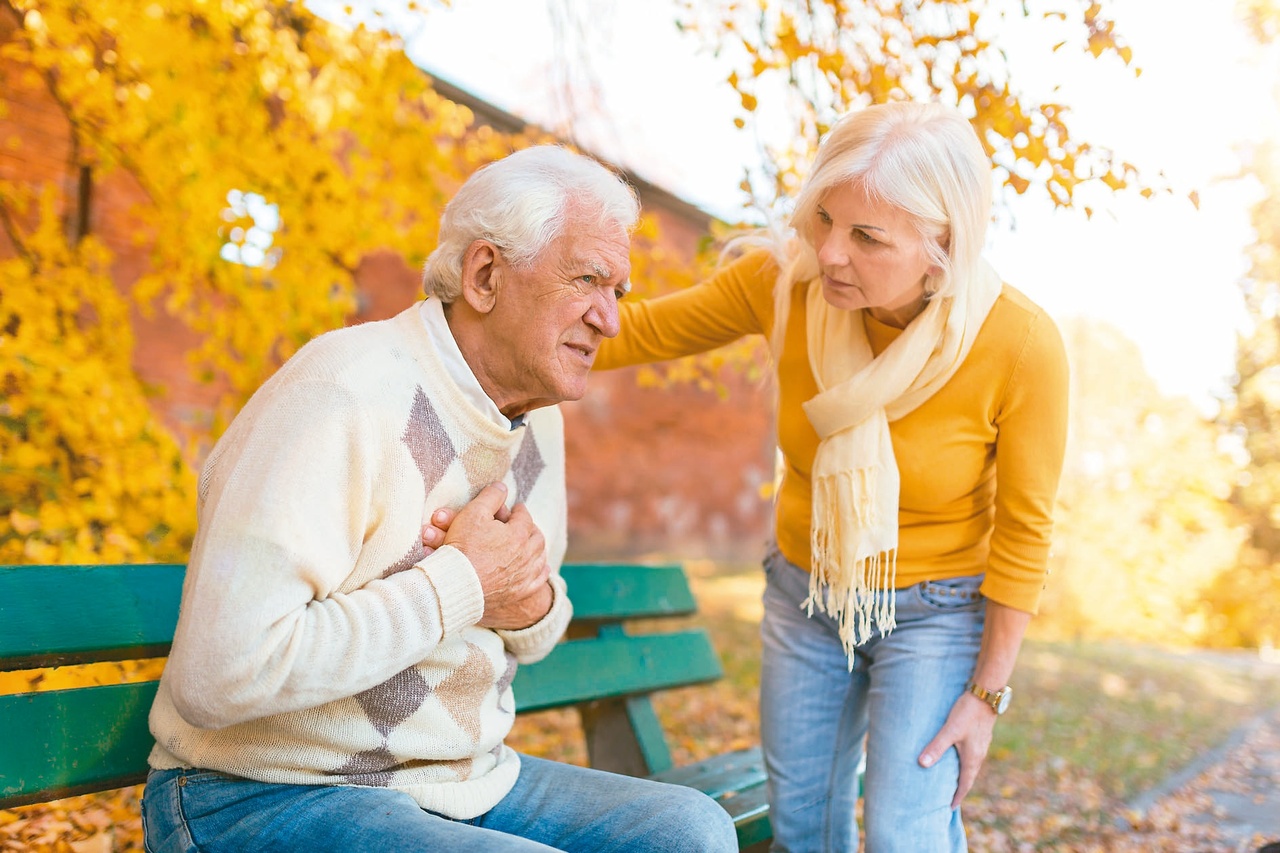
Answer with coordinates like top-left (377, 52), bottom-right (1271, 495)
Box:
top-left (0, 14), bottom-right (776, 562)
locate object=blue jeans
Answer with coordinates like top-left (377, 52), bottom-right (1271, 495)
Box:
top-left (759, 549), bottom-right (984, 853)
top-left (142, 754), bottom-right (736, 852)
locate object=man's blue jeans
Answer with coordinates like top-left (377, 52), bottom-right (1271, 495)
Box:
top-left (142, 753), bottom-right (737, 852)
top-left (759, 549), bottom-right (984, 853)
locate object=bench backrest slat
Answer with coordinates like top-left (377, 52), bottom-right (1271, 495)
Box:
top-left (558, 563), bottom-right (696, 620)
top-left (512, 629), bottom-right (722, 712)
top-left (0, 563), bottom-right (694, 671)
top-left (0, 564), bottom-right (185, 670)
top-left (0, 682), bottom-right (158, 807)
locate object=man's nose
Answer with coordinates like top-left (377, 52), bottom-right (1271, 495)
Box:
top-left (586, 289), bottom-right (621, 338)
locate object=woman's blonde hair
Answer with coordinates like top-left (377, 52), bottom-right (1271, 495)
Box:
top-left (767, 102), bottom-right (993, 356)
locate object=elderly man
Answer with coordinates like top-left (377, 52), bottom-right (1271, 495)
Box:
top-left (141, 146), bottom-right (737, 853)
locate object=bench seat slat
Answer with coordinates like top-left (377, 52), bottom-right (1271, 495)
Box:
top-left (650, 746), bottom-right (766, 798)
top-left (0, 682), bottom-right (159, 808)
top-left (513, 629), bottom-right (722, 712)
top-left (714, 782), bottom-right (772, 849)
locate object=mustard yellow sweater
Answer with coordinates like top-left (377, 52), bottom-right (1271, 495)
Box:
top-left (596, 249), bottom-right (1069, 613)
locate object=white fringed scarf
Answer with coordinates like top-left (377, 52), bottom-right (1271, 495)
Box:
top-left (800, 260), bottom-right (1002, 665)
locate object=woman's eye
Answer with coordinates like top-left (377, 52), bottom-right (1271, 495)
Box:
top-left (854, 229), bottom-right (877, 244)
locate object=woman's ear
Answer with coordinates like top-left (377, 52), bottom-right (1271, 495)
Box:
top-left (460, 239), bottom-right (500, 313)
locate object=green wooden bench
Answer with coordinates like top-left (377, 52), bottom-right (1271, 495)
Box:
top-left (0, 562), bottom-right (771, 850)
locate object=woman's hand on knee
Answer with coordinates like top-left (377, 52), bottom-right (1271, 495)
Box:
top-left (918, 693), bottom-right (996, 809)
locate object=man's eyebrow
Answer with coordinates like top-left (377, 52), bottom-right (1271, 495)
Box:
top-left (574, 258), bottom-right (628, 292)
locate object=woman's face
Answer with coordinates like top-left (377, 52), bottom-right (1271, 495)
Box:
top-left (810, 181), bottom-right (934, 328)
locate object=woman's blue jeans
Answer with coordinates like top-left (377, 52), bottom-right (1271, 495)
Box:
top-left (759, 549), bottom-right (985, 853)
top-left (142, 753), bottom-right (737, 852)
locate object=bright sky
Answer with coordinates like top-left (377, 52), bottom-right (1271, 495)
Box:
top-left (343, 0), bottom-right (1279, 413)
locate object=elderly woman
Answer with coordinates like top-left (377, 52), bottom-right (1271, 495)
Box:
top-left (593, 102), bottom-right (1069, 851)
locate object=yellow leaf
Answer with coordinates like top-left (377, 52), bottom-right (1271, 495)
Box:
top-left (9, 511), bottom-right (39, 535)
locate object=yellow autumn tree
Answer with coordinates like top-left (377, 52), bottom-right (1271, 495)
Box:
top-left (0, 0), bottom-right (1164, 570)
top-left (0, 0), bottom-right (553, 564)
top-left (675, 0), bottom-right (1166, 215)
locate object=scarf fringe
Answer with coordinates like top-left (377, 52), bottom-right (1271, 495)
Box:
top-left (805, 469), bottom-right (898, 668)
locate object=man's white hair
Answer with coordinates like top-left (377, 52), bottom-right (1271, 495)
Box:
top-left (422, 145), bottom-right (640, 302)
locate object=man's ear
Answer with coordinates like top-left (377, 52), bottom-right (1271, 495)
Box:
top-left (460, 239), bottom-right (501, 314)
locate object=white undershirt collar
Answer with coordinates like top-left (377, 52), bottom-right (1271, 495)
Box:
top-left (419, 298), bottom-right (522, 430)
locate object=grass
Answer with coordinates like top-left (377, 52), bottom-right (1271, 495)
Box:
top-left (989, 641), bottom-right (1280, 800)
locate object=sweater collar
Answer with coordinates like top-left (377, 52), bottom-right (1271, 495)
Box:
top-left (418, 298), bottom-right (524, 430)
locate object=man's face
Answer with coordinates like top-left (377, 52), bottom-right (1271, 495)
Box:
top-left (481, 213), bottom-right (631, 418)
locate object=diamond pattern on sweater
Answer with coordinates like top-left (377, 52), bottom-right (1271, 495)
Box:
top-left (511, 429), bottom-right (545, 504)
top-left (437, 755), bottom-right (475, 782)
top-left (402, 386), bottom-right (454, 497)
top-left (495, 651), bottom-right (518, 714)
top-left (427, 641), bottom-right (493, 743)
top-left (332, 744), bottom-right (399, 786)
top-left (354, 666), bottom-right (431, 738)
top-left (460, 442), bottom-right (508, 493)
top-left (380, 540), bottom-right (427, 579)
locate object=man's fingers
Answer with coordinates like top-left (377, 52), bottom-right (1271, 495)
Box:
top-left (421, 508), bottom-right (457, 548)
top-left (465, 482), bottom-right (509, 519)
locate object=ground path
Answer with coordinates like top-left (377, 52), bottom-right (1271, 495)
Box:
top-left (1120, 650), bottom-right (1280, 852)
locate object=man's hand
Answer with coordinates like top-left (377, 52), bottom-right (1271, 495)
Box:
top-left (420, 508), bottom-right (459, 556)
top-left (436, 482), bottom-right (553, 630)
top-left (917, 692), bottom-right (996, 808)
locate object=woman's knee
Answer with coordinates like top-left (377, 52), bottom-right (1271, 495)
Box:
top-left (862, 790), bottom-right (963, 853)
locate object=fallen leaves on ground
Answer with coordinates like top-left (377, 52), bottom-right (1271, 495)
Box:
top-left (0, 788), bottom-right (142, 853)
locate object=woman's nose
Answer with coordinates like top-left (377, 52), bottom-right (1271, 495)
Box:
top-left (817, 233), bottom-right (848, 267)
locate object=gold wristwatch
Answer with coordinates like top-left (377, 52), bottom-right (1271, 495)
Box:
top-left (967, 682), bottom-right (1012, 715)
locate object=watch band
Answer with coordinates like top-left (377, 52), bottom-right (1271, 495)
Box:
top-left (967, 681), bottom-right (1012, 715)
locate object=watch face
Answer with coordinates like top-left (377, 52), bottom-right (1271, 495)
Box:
top-left (995, 687), bottom-right (1012, 714)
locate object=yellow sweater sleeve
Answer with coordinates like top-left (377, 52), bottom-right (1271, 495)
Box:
top-left (983, 296), bottom-right (1070, 612)
top-left (595, 249), bottom-right (778, 369)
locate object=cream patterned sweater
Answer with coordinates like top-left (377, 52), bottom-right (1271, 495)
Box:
top-left (148, 302), bottom-right (572, 820)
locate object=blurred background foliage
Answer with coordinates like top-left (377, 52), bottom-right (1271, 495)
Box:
top-left (0, 0), bottom-right (1275, 654)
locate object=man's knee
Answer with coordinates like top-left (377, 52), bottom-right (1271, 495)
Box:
top-left (655, 784), bottom-right (737, 853)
